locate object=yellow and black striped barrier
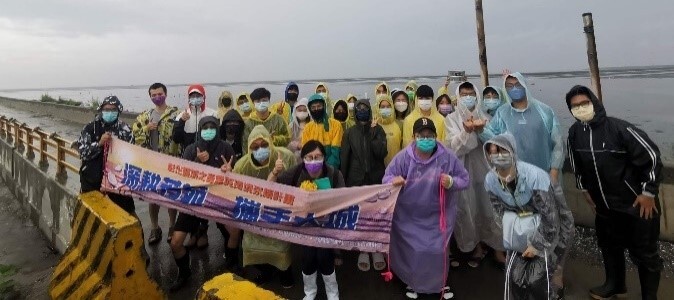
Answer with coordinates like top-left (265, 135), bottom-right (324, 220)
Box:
top-left (196, 273), bottom-right (284, 300)
top-left (49, 191), bottom-right (164, 300)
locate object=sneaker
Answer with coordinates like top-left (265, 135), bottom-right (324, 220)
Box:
top-left (442, 286), bottom-right (455, 299)
top-left (279, 268), bottom-right (295, 289)
top-left (405, 286), bottom-right (418, 299)
top-left (148, 227), bottom-right (162, 245)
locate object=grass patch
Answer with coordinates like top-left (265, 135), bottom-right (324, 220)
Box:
top-left (40, 93), bottom-right (82, 107)
top-left (0, 264), bottom-right (18, 295)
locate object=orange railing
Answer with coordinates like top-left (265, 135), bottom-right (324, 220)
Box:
top-left (0, 115), bottom-right (79, 181)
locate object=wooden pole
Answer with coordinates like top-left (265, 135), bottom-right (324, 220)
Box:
top-left (583, 13), bottom-right (602, 103)
top-left (475, 0), bottom-right (489, 87)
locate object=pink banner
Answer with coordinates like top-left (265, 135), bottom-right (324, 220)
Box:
top-left (101, 137), bottom-right (400, 253)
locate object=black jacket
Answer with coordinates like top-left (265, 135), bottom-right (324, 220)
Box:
top-left (340, 99), bottom-right (388, 187)
top-left (566, 85), bottom-right (662, 215)
top-left (277, 163), bottom-right (345, 189)
top-left (183, 116), bottom-right (235, 169)
top-left (219, 109), bottom-right (245, 164)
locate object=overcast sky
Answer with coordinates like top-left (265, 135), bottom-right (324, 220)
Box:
top-left (1, 0), bottom-right (672, 90)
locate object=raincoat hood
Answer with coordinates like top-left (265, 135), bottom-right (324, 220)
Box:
top-left (218, 90), bottom-right (233, 109)
top-left (285, 82), bottom-right (298, 101)
top-left (332, 99), bottom-right (348, 116)
top-left (222, 109), bottom-right (244, 128)
top-left (187, 84), bottom-right (207, 112)
top-left (345, 93), bottom-right (357, 120)
top-left (375, 81), bottom-right (390, 97)
top-left (565, 85), bottom-right (606, 125)
top-left (483, 133), bottom-right (518, 168)
top-left (405, 80), bottom-right (418, 92)
top-left (376, 94), bottom-right (394, 124)
top-left (235, 92), bottom-right (252, 114)
top-left (247, 124), bottom-right (273, 151)
top-left (292, 97), bottom-right (310, 122)
top-left (454, 81), bottom-right (487, 121)
top-left (481, 85), bottom-right (507, 115)
top-left (196, 116), bottom-right (221, 147)
top-left (307, 93), bottom-right (330, 131)
top-left (354, 99), bottom-right (372, 123)
top-left (502, 72), bottom-right (533, 109)
top-left (315, 82), bottom-right (330, 98)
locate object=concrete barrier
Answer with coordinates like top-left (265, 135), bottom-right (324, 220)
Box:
top-left (196, 273), bottom-right (283, 300)
top-left (49, 191), bottom-right (164, 300)
top-left (0, 96), bottom-right (138, 126)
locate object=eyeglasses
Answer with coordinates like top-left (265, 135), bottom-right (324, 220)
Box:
top-left (415, 135), bottom-right (436, 140)
top-left (303, 155), bottom-right (324, 162)
top-left (505, 83), bottom-right (524, 89)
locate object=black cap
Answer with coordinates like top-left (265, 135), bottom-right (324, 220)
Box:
top-left (413, 117), bottom-right (436, 134)
top-left (416, 85), bottom-right (434, 98)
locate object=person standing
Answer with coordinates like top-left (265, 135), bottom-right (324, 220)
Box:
top-left (270, 82), bottom-right (299, 124)
top-left (301, 93), bottom-right (343, 169)
top-left (402, 85), bottom-right (446, 146)
top-left (241, 87), bottom-right (290, 154)
top-left (566, 85), bottom-right (663, 300)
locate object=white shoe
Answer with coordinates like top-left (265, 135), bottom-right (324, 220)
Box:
top-left (405, 286), bottom-right (418, 299)
top-left (302, 272), bottom-right (317, 300)
top-left (322, 271), bottom-right (340, 300)
top-left (442, 286), bottom-right (455, 299)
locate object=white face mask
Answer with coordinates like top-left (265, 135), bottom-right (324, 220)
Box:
top-left (318, 92), bottom-right (327, 99)
top-left (347, 102), bottom-right (355, 110)
top-left (239, 102), bottom-right (251, 112)
top-left (571, 103), bottom-right (595, 122)
top-left (254, 101), bottom-right (270, 112)
top-left (295, 111), bottom-right (309, 121)
top-left (418, 99), bottom-right (432, 111)
top-left (394, 102), bottom-right (408, 112)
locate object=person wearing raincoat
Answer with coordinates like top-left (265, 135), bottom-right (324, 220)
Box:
top-left (235, 92), bottom-right (253, 120)
top-left (478, 72), bottom-right (564, 184)
top-left (288, 97), bottom-right (310, 161)
top-left (482, 86), bottom-right (507, 118)
top-left (443, 81), bottom-right (503, 268)
top-left (315, 82), bottom-right (334, 115)
top-left (345, 93), bottom-right (357, 125)
top-left (391, 89), bottom-right (411, 129)
top-left (332, 99), bottom-right (354, 132)
top-left (216, 90), bottom-right (234, 122)
top-left (242, 88), bottom-right (290, 154)
top-left (405, 80), bottom-right (418, 109)
top-left (484, 133), bottom-right (574, 300)
top-left (173, 84), bottom-right (218, 152)
top-left (384, 117), bottom-right (469, 300)
top-left (340, 99), bottom-right (388, 272)
top-left (233, 125), bottom-right (297, 287)
top-left (375, 81), bottom-right (390, 98)
top-left (377, 94), bottom-right (402, 165)
top-left (301, 93), bottom-right (343, 169)
top-left (402, 84), bottom-right (446, 146)
top-left (270, 82), bottom-right (299, 124)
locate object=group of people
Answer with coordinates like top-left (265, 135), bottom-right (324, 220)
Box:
top-left (76, 71), bottom-right (664, 300)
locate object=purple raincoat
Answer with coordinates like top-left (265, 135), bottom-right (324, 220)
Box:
top-left (383, 142), bottom-right (469, 294)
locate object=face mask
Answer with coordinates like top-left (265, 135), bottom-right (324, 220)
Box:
top-left (287, 93), bottom-right (298, 102)
top-left (347, 102), bottom-right (355, 110)
top-left (355, 110), bottom-right (370, 122)
top-left (239, 102), bottom-right (251, 112)
top-left (254, 101), bottom-right (269, 112)
top-left (334, 111), bottom-right (348, 122)
top-left (418, 99), bottom-right (432, 111)
top-left (571, 103), bottom-right (595, 122)
top-left (310, 109), bottom-right (325, 121)
top-left (225, 124), bottom-right (240, 135)
top-left (189, 96), bottom-right (204, 107)
top-left (379, 107), bottom-right (393, 118)
top-left (151, 95), bottom-right (166, 106)
top-left (406, 91), bottom-right (415, 101)
top-left (483, 98), bottom-right (501, 110)
top-left (490, 153), bottom-right (513, 170)
top-left (318, 92), bottom-right (328, 99)
top-left (438, 104), bottom-right (453, 115)
top-left (304, 160), bottom-right (323, 175)
top-left (252, 147), bottom-right (270, 162)
top-left (200, 128), bottom-right (217, 141)
top-left (394, 102), bottom-right (408, 113)
top-left (221, 98), bottom-right (232, 107)
top-left (101, 111), bottom-right (118, 123)
top-left (416, 138), bottom-right (436, 153)
top-left (507, 86), bottom-right (526, 102)
top-left (295, 111), bottom-right (309, 121)
top-left (460, 96), bottom-right (477, 110)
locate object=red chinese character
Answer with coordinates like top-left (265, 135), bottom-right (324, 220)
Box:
top-left (168, 163), bottom-right (176, 173)
top-left (206, 174), bottom-right (216, 184)
top-left (283, 194), bottom-right (295, 206)
top-left (244, 183), bottom-right (253, 193)
top-left (215, 175), bottom-right (225, 185)
top-left (263, 188), bottom-right (274, 199)
top-left (273, 191), bottom-right (282, 202)
top-left (253, 186), bottom-right (263, 196)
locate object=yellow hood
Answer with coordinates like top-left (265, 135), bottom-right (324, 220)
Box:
top-left (235, 92), bottom-right (252, 114)
top-left (405, 80), bottom-right (418, 92)
top-left (218, 90), bottom-right (234, 109)
top-left (315, 82), bottom-right (330, 98)
top-left (247, 124), bottom-right (273, 150)
top-left (374, 81), bottom-right (390, 98)
top-left (376, 94), bottom-right (395, 124)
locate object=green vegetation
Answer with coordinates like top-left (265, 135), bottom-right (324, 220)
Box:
top-left (39, 93), bottom-right (82, 107)
top-left (88, 96), bottom-right (100, 109)
top-left (0, 264), bottom-right (18, 295)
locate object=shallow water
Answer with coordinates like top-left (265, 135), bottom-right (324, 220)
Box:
top-left (1, 66), bottom-right (673, 160)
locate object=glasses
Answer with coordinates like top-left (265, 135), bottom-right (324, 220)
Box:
top-left (415, 135), bottom-right (436, 140)
top-left (505, 83), bottom-right (524, 89)
top-left (303, 155), bottom-right (324, 162)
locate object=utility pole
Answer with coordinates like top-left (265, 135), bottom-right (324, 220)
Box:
top-left (583, 13), bottom-right (603, 102)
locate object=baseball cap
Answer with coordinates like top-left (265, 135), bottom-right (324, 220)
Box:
top-left (413, 117), bottom-right (436, 135)
top-left (188, 84), bottom-right (205, 97)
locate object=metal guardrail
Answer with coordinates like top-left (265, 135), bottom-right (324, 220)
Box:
top-left (0, 115), bottom-right (79, 181)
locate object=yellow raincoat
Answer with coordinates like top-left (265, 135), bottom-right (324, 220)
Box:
top-left (345, 93), bottom-right (357, 124)
top-left (376, 95), bottom-right (401, 165)
top-left (233, 125), bottom-right (296, 270)
top-left (405, 80), bottom-right (418, 109)
top-left (216, 90), bottom-right (234, 122)
top-left (235, 92), bottom-right (253, 120)
top-left (242, 110), bottom-right (290, 155)
top-left (375, 81), bottom-right (390, 99)
top-left (301, 95), bottom-right (343, 168)
top-left (315, 82), bottom-right (334, 116)
top-left (402, 100), bottom-right (446, 146)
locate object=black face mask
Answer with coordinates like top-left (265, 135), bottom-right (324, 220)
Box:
top-left (287, 93), bottom-right (298, 102)
top-left (225, 124), bottom-right (240, 135)
top-left (310, 109), bottom-right (325, 121)
top-left (222, 98), bottom-right (232, 107)
top-left (333, 111), bottom-right (348, 122)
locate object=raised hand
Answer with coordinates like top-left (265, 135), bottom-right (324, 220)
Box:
top-left (220, 155), bottom-right (234, 173)
top-left (463, 116), bottom-right (475, 133)
top-left (272, 151), bottom-right (284, 176)
top-left (99, 132), bottom-right (112, 145)
top-left (180, 110), bottom-right (191, 121)
top-left (196, 147), bottom-right (209, 163)
top-left (147, 121), bottom-right (158, 131)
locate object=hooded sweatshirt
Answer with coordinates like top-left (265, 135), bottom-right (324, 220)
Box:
top-left (332, 99), bottom-right (355, 132)
top-left (566, 85), bottom-right (662, 215)
top-left (402, 94), bottom-right (446, 147)
top-left (241, 101), bottom-right (290, 155)
top-left (172, 94), bottom-right (218, 150)
top-left (270, 82), bottom-right (298, 124)
top-left (216, 90), bottom-right (234, 122)
top-left (301, 95), bottom-right (343, 168)
top-left (479, 72), bottom-right (564, 172)
top-left (235, 92), bottom-right (253, 120)
top-left (376, 95), bottom-right (402, 165)
top-left (183, 116), bottom-right (235, 169)
top-left (219, 109), bottom-right (245, 164)
top-left (340, 99), bottom-right (388, 187)
top-left (481, 86), bottom-right (507, 118)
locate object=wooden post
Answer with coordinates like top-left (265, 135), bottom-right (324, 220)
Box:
top-left (475, 0), bottom-right (489, 87)
top-left (583, 13), bottom-right (602, 103)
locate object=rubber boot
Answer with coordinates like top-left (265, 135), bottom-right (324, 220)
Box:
top-left (638, 266), bottom-right (660, 300)
top-left (322, 271), bottom-right (340, 300)
top-left (590, 248), bottom-right (627, 299)
top-left (170, 251), bottom-right (192, 292)
top-left (302, 272), bottom-right (318, 300)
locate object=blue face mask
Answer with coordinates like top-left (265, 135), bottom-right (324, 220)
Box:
top-left (379, 107), bottom-right (393, 118)
top-left (101, 111), bottom-right (118, 123)
top-left (460, 96), bottom-right (477, 110)
top-left (252, 147), bottom-right (271, 162)
top-left (355, 110), bottom-right (370, 122)
top-left (507, 86), bottom-right (526, 102)
top-left (200, 128), bottom-right (217, 141)
top-left (415, 138), bottom-right (436, 153)
top-left (483, 98), bottom-right (501, 110)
